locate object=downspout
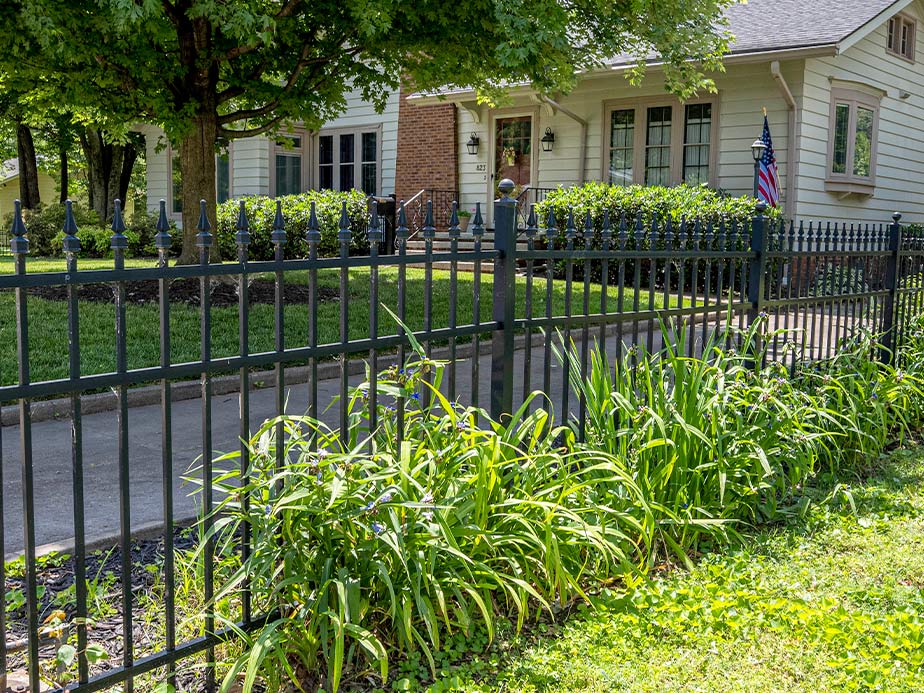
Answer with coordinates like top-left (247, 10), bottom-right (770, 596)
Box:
top-left (770, 60), bottom-right (798, 217)
top-left (537, 95), bottom-right (588, 184)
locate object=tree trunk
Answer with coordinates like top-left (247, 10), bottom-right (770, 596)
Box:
top-left (80, 128), bottom-right (137, 224)
top-left (16, 123), bottom-right (41, 209)
top-left (177, 111), bottom-right (218, 264)
top-left (59, 146), bottom-right (68, 203)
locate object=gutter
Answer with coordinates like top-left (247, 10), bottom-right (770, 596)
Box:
top-left (770, 60), bottom-right (798, 217)
top-left (537, 95), bottom-right (588, 185)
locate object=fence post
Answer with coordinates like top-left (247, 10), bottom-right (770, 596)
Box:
top-left (491, 178), bottom-right (518, 421)
top-left (881, 212), bottom-right (902, 364)
top-left (747, 202), bottom-right (768, 364)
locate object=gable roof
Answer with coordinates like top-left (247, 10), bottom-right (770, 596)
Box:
top-left (603, 0), bottom-right (908, 67)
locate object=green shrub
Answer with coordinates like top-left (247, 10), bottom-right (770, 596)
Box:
top-left (214, 190), bottom-right (370, 260)
top-left (535, 183), bottom-right (780, 238)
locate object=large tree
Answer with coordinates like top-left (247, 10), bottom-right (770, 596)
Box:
top-left (1, 0), bottom-right (731, 262)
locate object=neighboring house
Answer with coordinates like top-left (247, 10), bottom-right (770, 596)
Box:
top-left (0, 159), bottom-right (57, 220)
top-left (407, 0), bottom-right (924, 225)
top-left (143, 86), bottom-right (401, 221)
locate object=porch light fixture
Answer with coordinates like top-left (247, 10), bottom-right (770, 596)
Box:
top-left (540, 127), bottom-right (555, 152)
top-left (751, 139), bottom-right (767, 198)
top-left (466, 132), bottom-right (480, 155)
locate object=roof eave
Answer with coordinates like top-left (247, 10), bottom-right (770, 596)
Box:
top-left (407, 44), bottom-right (839, 105)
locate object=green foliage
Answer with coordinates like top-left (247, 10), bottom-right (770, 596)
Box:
top-left (810, 262), bottom-right (870, 297)
top-left (536, 183), bottom-right (780, 241)
top-left (214, 190), bottom-right (370, 260)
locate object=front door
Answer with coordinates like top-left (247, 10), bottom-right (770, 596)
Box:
top-left (494, 116), bottom-right (532, 193)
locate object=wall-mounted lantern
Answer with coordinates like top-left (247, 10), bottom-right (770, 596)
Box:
top-left (466, 132), bottom-right (480, 155)
top-left (540, 127), bottom-right (555, 152)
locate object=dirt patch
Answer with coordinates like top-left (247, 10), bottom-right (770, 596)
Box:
top-left (25, 278), bottom-right (338, 308)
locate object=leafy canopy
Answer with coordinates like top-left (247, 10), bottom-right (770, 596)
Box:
top-left (0, 0), bottom-right (733, 143)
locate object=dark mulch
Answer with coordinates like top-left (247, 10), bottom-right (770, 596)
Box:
top-left (25, 278), bottom-right (338, 308)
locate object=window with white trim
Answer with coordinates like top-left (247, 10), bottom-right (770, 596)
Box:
top-left (317, 128), bottom-right (380, 195)
top-left (827, 89), bottom-right (879, 192)
top-left (888, 13), bottom-right (915, 61)
top-left (274, 135), bottom-right (305, 197)
top-left (604, 99), bottom-right (716, 187)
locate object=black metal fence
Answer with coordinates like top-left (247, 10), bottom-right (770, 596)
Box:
top-left (2, 186), bottom-right (924, 692)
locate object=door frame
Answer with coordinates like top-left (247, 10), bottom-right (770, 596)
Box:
top-left (487, 106), bottom-right (540, 225)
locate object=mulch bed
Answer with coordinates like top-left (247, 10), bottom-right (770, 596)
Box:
top-left (24, 278), bottom-right (338, 308)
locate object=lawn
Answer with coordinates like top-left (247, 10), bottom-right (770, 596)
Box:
top-left (0, 256), bottom-right (663, 386)
top-left (444, 446), bottom-right (924, 693)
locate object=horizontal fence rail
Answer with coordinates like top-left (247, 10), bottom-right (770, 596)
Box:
top-left (2, 183), bottom-right (924, 692)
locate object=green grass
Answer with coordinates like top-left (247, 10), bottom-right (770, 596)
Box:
top-left (0, 256), bottom-right (664, 387)
top-left (440, 447), bottom-right (924, 693)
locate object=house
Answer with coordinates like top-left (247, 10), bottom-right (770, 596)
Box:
top-left (406, 0), bottom-right (924, 225)
top-left (142, 86), bottom-right (402, 220)
top-left (0, 159), bottom-right (58, 220)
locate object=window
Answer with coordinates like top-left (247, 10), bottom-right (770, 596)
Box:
top-left (274, 136), bottom-right (304, 197)
top-left (827, 89), bottom-right (879, 193)
top-left (604, 98), bottom-right (717, 187)
top-left (888, 14), bottom-right (915, 61)
top-left (317, 128), bottom-right (380, 195)
top-left (217, 152), bottom-right (230, 203)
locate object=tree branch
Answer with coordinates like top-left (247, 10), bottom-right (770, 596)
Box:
top-left (218, 115), bottom-right (286, 139)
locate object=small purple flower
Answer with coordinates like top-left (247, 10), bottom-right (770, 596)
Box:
top-left (421, 491), bottom-right (434, 504)
top-left (411, 393), bottom-right (421, 401)
top-left (363, 500), bottom-right (377, 513)
top-left (371, 521), bottom-right (384, 535)
top-left (422, 510), bottom-right (434, 521)
top-left (264, 504), bottom-right (272, 516)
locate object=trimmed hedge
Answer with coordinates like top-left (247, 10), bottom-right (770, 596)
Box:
top-left (215, 190), bottom-right (370, 260)
top-left (535, 183), bottom-right (781, 241)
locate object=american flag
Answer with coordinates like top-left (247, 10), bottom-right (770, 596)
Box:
top-left (757, 115), bottom-right (780, 207)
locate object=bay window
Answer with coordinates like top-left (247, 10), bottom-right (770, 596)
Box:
top-left (826, 88), bottom-right (879, 194)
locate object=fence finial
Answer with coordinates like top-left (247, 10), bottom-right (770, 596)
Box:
top-left (338, 200), bottom-right (351, 244)
top-left (545, 208), bottom-right (557, 239)
top-left (10, 199), bottom-right (29, 254)
top-left (448, 201), bottom-right (461, 238)
top-left (155, 200), bottom-right (172, 252)
top-left (471, 202), bottom-right (485, 237)
top-left (601, 209), bottom-right (612, 240)
top-left (368, 199), bottom-right (383, 243)
top-left (396, 201), bottom-right (409, 241)
top-left (305, 201), bottom-right (321, 244)
top-left (422, 199), bottom-right (436, 240)
top-left (271, 200), bottom-right (286, 246)
top-left (63, 199), bottom-right (80, 254)
top-left (525, 204), bottom-right (538, 237)
top-left (195, 199), bottom-right (212, 250)
top-left (236, 200), bottom-right (251, 248)
top-left (110, 199), bottom-right (128, 251)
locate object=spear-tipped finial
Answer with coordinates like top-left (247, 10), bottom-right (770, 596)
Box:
top-left (422, 199), bottom-right (436, 240)
top-left (396, 200), bottom-right (409, 242)
top-left (306, 200), bottom-right (321, 244)
top-left (110, 199), bottom-right (128, 251)
top-left (583, 209), bottom-right (593, 243)
top-left (271, 200), bottom-right (286, 245)
top-left (235, 200), bottom-right (251, 247)
top-left (338, 201), bottom-right (351, 244)
top-left (471, 202), bottom-right (485, 237)
top-left (525, 204), bottom-right (538, 237)
top-left (565, 207), bottom-right (576, 240)
top-left (10, 199), bottom-right (28, 254)
top-left (368, 199), bottom-right (382, 243)
top-left (545, 208), bottom-right (557, 239)
top-left (62, 199), bottom-right (80, 254)
top-left (601, 209), bottom-right (612, 240)
top-left (195, 199), bottom-right (212, 249)
top-left (154, 199), bottom-right (172, 251)
top-left (448, 201), bottom-right (461, 238)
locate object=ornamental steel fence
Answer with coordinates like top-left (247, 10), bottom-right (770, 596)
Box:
top-left (2, 180), bottom-right (924, 692)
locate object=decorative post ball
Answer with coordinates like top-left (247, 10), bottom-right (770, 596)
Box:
top-left (497, 179), bottom-right (516, 196)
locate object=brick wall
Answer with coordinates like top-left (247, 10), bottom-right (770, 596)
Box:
top-left (394, 87), bottom-right (458, 205)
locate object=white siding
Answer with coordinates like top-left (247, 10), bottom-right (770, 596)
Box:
top-left (796, 5), bottom-right (924, 223)
top-left (455, 62), bottom-right (796, 215)
top-left (230, 137), bottom-right (271, 197)
top-left (143, 125), bottom-right (170, 214)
